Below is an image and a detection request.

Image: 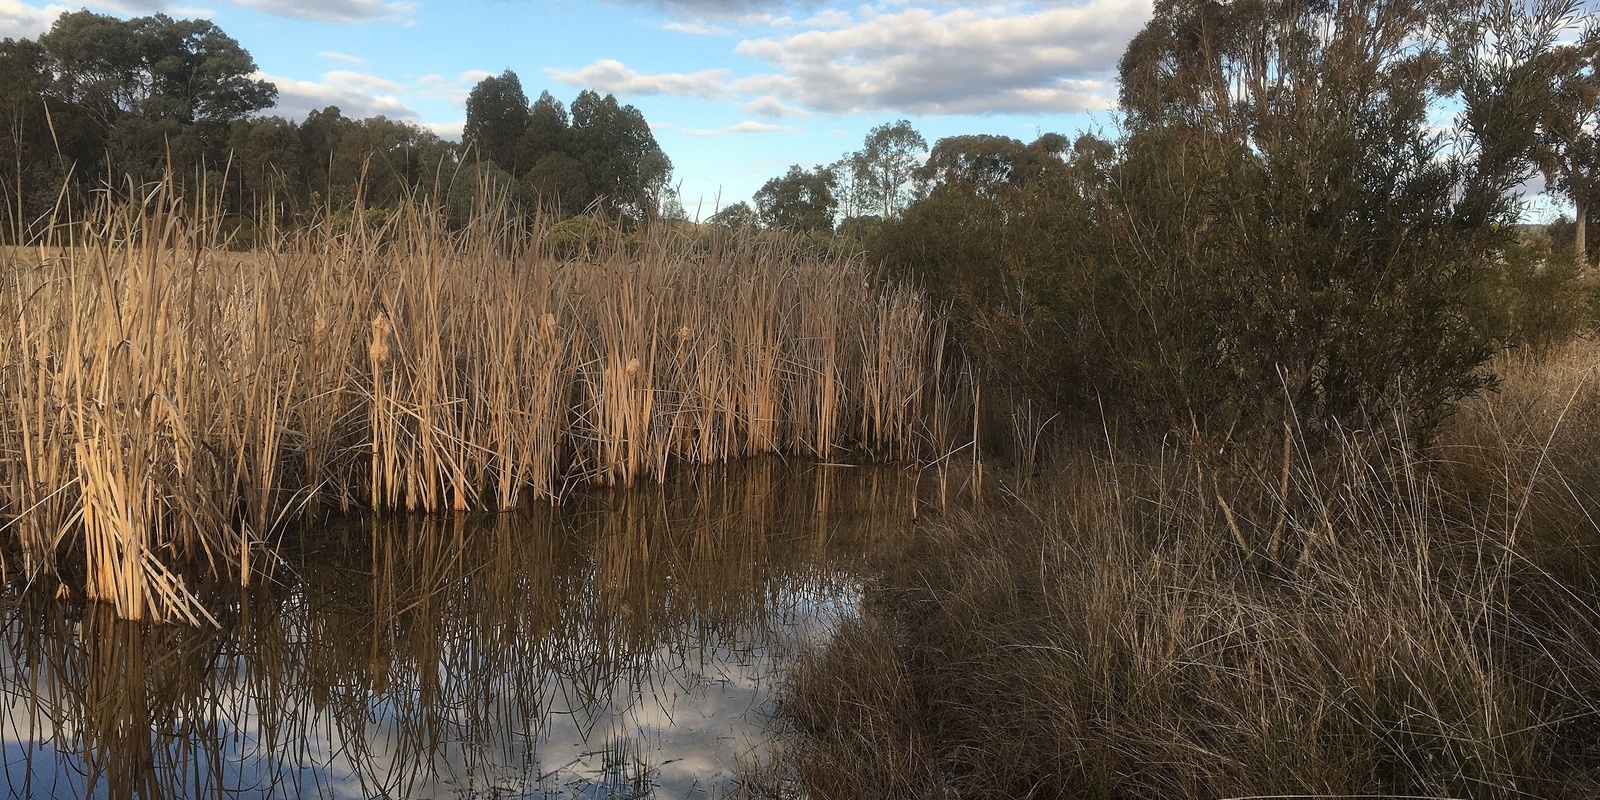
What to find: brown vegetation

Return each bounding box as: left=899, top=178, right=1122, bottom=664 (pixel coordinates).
left=0, top=187, right=947, bottom=623
left=754, top=339, right=1600, bottom=799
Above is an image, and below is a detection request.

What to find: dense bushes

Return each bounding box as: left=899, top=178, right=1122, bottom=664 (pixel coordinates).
left=873, top=0, right=1593, bottom=445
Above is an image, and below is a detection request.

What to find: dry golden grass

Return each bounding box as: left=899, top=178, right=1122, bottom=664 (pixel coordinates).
left=0, top=187, right=948, bottom=623
left=755, top=339, right=1600, bottom=799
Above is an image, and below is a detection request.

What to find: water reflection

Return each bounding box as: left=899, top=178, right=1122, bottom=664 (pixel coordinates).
left=0, top=461, right=918, bottom=799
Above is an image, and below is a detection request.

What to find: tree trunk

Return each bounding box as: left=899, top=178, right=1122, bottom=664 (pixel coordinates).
left=1576, top=197, right=1588, bottom=270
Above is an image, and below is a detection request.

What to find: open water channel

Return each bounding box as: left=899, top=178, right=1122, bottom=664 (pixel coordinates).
left=0, top=461, right=920, bottom=799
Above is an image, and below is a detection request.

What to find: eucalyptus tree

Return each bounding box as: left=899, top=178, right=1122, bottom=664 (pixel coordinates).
left=754, top=165, right=837, bottom=233
left=1530, top=27, right=1600, bottom=265
left=463, top=70, right=532, bottom=172
left=858, top=119, right=925, bottom=218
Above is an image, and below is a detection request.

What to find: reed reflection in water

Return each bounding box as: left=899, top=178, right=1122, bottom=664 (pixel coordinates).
left=0, top=460, right=919, bottom=799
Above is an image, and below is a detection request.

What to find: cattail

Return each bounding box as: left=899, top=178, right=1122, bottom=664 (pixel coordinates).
left=369, top=312, right=392, bottom=369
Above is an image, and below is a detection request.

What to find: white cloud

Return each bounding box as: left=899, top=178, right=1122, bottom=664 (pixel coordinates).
left=662, top=20, right=730, bottom=35
left=546, top=59, right=730, bottom=99
left=745, top=95, right=809, bottom=119
left=423, top=120, right=465, bottom=141
left=230, top=0, right=414, bottom=22
left=735, top=0, right=1148, bottom=115
left=320, top=69, right=405, bottom=94
left=615, top=0, right=795, bottom=17
left=657, top=120, right=802, bottom=136
left=0, top=0, right=68, bottom=39
left=319, top=50, right=366, bottom=65
left=255, top=70, right=418, bottom=121
left=413, top=70, right=495, bottom=104
left=2, top=0, right=412, bottom=28
left=799, top=8, right=851, bottom=28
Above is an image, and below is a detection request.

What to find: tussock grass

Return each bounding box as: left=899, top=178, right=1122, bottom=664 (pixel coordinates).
left=757, top=340, right=1600, bottom=799
left=0, top=186, right=947, bottom=622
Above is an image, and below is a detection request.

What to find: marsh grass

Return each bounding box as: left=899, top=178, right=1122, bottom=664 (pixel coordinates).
left=0, top=184, right=947, bottom=622
left=755, top=340, right=1600, bottom=799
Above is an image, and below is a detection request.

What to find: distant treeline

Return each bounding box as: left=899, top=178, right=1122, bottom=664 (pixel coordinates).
left=0, top=11, right=674, bottom=239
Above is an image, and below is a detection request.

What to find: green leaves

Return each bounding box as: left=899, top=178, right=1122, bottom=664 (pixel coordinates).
left=462, top=74, right=673, bottom=223
left=754, top=165, right=837, bottom=233
left=39, top=11, right=275, bottom=131
left=463, top=70, right=532, bottom=172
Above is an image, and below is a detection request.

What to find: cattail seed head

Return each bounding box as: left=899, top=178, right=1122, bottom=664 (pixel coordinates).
left=369, top=312, right=392, bottom=369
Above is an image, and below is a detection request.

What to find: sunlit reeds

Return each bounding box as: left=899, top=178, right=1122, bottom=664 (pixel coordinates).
left=0, top=186, right=947, bottom=622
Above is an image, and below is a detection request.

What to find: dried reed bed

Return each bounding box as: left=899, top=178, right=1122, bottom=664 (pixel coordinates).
left=758, top=339, right=1600, bottom=799
left=0, top=188, right=946, bottom=623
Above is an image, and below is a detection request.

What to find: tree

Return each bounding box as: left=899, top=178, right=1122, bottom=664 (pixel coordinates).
left=855, top=120, right=926, bottom=218
left=463, top=70, right=532, bottom=172
left=828, top=150, right=874, bottom=222
left=1104, top=0, right=1576, bottom=437
left=708, top=201, right=755, bottom=228
left=753, top=165, right=836, bottom=232
left=916, top=134, right=1037, bottom=197
left=568, top=90, right=671, bottom=220
left=516, top=91, right=571, bottom=168
left=0, top=38, right=72, bottom=237
left=1532, top=28, right=1600, bottom=266
left=38, top=12, right=274, bottom=138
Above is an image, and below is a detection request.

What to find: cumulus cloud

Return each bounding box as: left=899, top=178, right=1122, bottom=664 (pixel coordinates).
left=745, top=95, right=809, bottom=119
left=230, top=0, right=415, bottom=22
left=546, top=59, right=730, bottom=99
left=656, top=120, right=802, bottom=136
left=735, top=0, right=1148, bottom=115
left=423, top=120, right=465, bottom=141
left=615, top=0, right=794, bottom=18
left=414, top=70, right=495, bottom=104
left=3, top=0, right=412, bottom=26
left=662, top=20, right=731, bottom=35
left=0, top=0, right=67, bottom=39
left=319, top=50, right=366, bottom=65
left=256, top=70, right=418, bottom=121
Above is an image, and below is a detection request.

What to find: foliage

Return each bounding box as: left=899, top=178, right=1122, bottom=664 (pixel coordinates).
left=754, top=119, right=930, bottom=233
left=876, top=0, right=1583, bottom=444
left=707, top=201, right=756, bottom=228
left=754, top=165, right=837, bottom=232
left=463, top=69, right=532, bottom=172
left=1531, top=26, right=1600, bottom=263
left=0, top=11, right=276, bottom=235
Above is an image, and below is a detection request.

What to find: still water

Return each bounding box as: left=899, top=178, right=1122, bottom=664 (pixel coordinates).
left=0, top=461, right=918, bottom=799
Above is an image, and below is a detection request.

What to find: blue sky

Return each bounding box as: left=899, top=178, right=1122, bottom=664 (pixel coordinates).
left=0, top=0, right=1143, bottom=215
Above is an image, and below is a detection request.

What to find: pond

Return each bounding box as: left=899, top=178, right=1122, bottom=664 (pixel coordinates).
left=0, top=461, right=920, bottom=799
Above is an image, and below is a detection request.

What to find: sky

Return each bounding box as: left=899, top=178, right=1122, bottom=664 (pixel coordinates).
left=0, top=0, right=1145, bottom=216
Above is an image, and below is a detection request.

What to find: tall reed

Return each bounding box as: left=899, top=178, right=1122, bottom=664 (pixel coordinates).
left=0, top=186, right=948, bottom=623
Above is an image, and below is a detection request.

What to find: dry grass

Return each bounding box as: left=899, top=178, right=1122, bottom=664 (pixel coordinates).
left=0, top=186, right=948, bottom=623
left=756, top=339, right=1600, bottom=799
